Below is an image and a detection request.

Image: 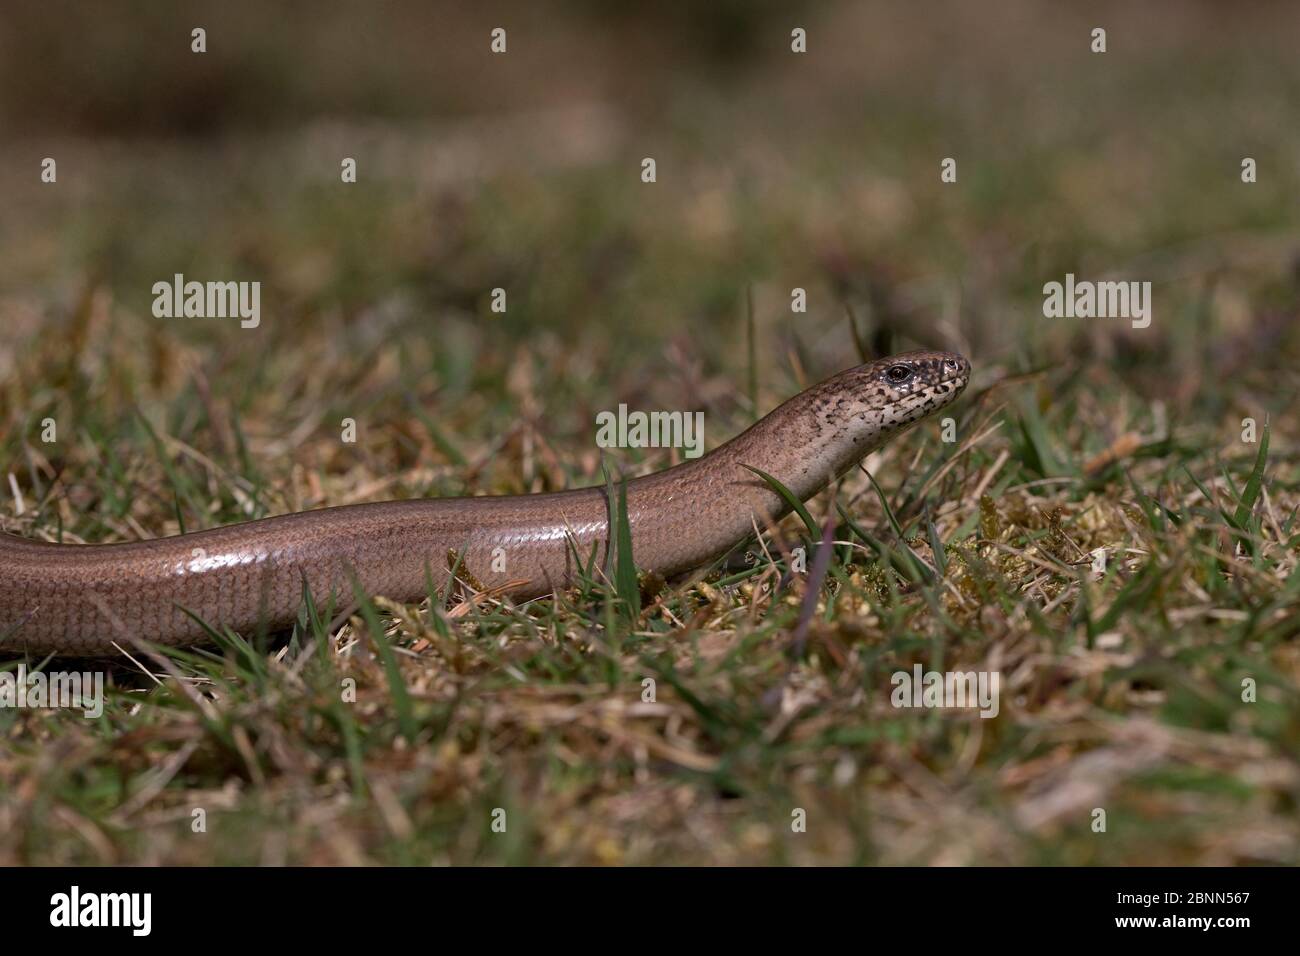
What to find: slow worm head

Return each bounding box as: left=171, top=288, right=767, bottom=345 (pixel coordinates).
left=1, top=349, right=969, bottom=654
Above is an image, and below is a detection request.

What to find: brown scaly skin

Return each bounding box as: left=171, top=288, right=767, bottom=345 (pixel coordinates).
left=0, top=350, right=969, bottom=655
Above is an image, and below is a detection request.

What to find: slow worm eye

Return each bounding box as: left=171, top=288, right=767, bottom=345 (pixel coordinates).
left=885, top=364, right=913, bottom=385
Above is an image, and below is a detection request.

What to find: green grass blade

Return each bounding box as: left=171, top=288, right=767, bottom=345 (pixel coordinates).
left=1232, top=419, right=1269, bottom=530
left=349, top=574, right=417, bottom=743
left=613, top=474, right=640, bottom=623
left=741, top=464, right=819, bottom=539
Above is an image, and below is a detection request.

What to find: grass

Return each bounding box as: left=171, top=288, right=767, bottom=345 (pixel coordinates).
left=1, top=2, right=1299, bottom=865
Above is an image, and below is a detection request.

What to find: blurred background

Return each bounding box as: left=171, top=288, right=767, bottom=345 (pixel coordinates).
left=3, top=0, right=1298, bottom=452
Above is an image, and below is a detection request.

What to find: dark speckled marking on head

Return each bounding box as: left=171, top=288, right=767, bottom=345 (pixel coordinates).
left=718, top=348, right=970, bottom=506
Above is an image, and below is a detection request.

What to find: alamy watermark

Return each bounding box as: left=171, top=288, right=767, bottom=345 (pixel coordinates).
left=50, top=886, right=150, bottom=936
left=891, top=664, right=1000, bottom=718
left=0, top=663, right=104, bottom=718
left=595, top=405, right=704, bottom=459
left=152, top=273, right=260, bottom=328
left=1042, top=273, right=1151, bottom=329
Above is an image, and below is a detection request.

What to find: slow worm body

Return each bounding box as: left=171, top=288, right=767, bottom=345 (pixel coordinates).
left=1, top=350, right=969, bottom=654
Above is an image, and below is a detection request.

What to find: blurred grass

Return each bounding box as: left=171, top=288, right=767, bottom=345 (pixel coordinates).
left=1, top=1, right=1299, bottom=865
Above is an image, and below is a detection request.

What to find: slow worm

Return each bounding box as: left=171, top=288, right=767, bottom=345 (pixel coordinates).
left=0, top=350, right=969, bottom=654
